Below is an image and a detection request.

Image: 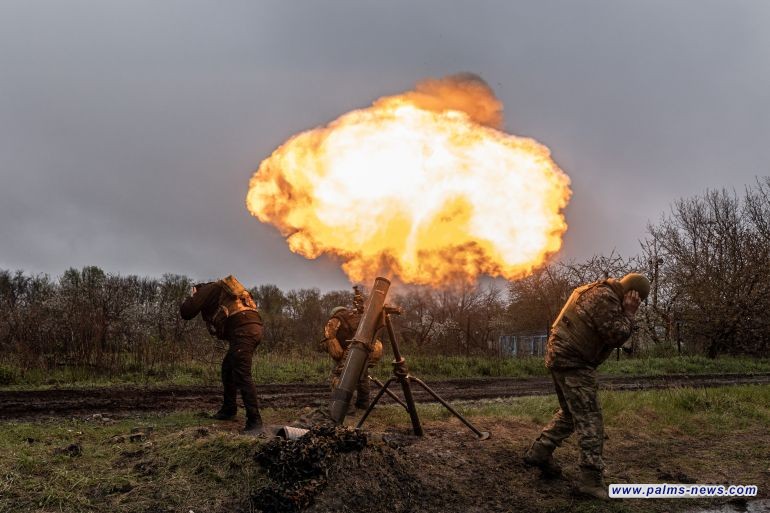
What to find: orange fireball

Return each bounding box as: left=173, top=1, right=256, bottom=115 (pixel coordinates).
left=246, top=74, right=571, bottom=286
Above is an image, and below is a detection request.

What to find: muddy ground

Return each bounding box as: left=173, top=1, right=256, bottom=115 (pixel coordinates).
left=249, top=419, right=770, bottom=513
left=2, top=373, right=769, bottom=420
left=3, top=384, right=769, bottom=513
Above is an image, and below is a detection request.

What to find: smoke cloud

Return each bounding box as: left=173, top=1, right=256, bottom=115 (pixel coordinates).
left=375, top=72, right=504, bottom=130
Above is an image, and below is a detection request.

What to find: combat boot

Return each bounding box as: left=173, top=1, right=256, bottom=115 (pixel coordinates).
left=354, top=399, right=370, bottom=410
left=211, top=408, right=236, bottom=421
left=523, top=439, right=562, bottom=477
left=242, top=414, right=264, bottom=436
left=575, top=467, right=609, bottom=500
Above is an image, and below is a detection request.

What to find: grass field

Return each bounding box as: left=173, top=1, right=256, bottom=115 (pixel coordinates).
left=1, top=384, right=768, bottom=512
left=1, top=354, right=769, bottom=390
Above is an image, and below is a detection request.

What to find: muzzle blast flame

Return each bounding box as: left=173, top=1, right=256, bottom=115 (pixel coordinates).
left=246, top=73, right=571, bottom=285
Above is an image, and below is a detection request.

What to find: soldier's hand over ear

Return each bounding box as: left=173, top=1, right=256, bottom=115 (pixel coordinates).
left=623, top=290, right=641, bottom=317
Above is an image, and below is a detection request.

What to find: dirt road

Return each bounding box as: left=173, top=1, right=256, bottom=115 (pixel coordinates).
left=2, top=373, right=769, bottom=420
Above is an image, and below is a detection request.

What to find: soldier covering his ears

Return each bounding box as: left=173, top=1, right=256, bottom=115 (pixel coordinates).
left=524, top=273, right=650, bottom=500
left=180, top=275, right=264, bottom=434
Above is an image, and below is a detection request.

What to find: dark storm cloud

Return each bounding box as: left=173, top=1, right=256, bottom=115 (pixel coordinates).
left=0, top=0, right=768, bottom=289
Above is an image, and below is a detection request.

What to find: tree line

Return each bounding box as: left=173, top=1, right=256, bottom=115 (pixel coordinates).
left=508, top=178, right=770, bottom=358
left=1, top=180, right=768, bottom=376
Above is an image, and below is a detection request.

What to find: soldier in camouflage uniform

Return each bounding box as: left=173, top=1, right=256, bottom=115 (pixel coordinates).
left=524, top=273, right=649, bottom=500
left=319, top=288, right=383, bottom=410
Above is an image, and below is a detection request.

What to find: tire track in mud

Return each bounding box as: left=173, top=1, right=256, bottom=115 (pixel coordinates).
left=2, top=373, right=769, bottom=420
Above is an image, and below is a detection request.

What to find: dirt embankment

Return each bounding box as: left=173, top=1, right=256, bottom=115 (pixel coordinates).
left=250, top=422, right=770, bottom=513
left=249, top=423, right=576, bottom=513
left=2, top=373, right=769, bottom=420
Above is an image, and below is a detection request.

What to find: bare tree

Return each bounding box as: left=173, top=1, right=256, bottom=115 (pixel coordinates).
left=646, top=186, right=770, bottom=356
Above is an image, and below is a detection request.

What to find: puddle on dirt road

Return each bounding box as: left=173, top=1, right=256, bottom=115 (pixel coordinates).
left=687, top=499, right=770, bottom=513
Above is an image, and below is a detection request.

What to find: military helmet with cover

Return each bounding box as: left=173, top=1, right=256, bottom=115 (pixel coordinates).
left=330, top=306, right=348, bottom=317
left=619, top=273, right=651, bottom=300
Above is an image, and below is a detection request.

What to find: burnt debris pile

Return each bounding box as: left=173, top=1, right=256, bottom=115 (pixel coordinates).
left=252, top=426, right=368, bottom=513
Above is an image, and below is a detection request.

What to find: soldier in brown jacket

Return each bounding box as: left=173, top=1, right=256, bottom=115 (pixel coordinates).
left=524, top=273, right=650, bottom=499
left=180, top=275, right=264, bottom=434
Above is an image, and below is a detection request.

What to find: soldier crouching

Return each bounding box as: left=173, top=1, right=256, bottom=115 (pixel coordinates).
left=180, top=275, right=265, bottom=434
left=524, top=273, right=649, bottom=500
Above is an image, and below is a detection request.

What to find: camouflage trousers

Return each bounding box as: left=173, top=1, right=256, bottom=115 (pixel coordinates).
left=537, top=366, right=605, bottom=471
left=330, top=350, right=371, bottom=409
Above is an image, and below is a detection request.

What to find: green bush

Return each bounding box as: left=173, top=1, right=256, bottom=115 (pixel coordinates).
left=0, top=364, right=18, bottom=386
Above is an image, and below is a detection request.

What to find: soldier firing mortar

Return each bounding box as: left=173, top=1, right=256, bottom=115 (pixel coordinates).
left=319, top=286, right=384, bottom=412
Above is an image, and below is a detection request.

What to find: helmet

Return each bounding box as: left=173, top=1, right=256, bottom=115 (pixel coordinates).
left=619, top=273, right=650, bottom=300
left=330, top=306, right=348, bottom=317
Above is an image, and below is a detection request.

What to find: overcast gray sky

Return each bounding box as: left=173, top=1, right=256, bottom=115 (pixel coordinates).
left=1, top=1, right=768, bottom=290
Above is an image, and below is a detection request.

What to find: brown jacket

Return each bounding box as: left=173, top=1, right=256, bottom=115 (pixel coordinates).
left=180, top=282, right=262, bottom=341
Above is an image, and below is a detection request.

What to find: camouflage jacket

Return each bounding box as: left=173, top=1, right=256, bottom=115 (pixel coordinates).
left=319, top=314, right=384, bottom=365
left=545, top=279, right=633, bottom=369
left=320, top=317, right=346, bottom=361
left=319, top=307, right=362, bottom=360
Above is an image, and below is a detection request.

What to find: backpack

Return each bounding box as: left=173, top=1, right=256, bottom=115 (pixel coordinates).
left=205, top=275, right=258, bottom=339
